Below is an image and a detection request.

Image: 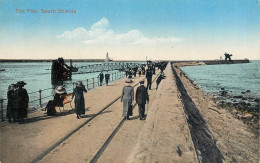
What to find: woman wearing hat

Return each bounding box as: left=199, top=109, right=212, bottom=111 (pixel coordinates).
left=121, top=79, right=134, bottom=120
left=54, top=85, right=67, bottom=109
left=16, top=81, right=29, bottom=124
left=72, top=81, right=87, bottom=119
left=6, top=84, right=18, bottom=123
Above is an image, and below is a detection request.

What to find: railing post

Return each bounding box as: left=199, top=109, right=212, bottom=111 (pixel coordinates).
left=87, top=79, right=89, bottom=90
left=73, top=82, right=75, bottom=90
left=1, top=99, right=4, bottom=122
left=39, top=89, right=42, bottom=107
left=92, top=78, right=95, bottom=88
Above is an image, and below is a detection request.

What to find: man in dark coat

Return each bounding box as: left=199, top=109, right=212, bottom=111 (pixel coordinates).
left=99, top=71, right=104, bottom=86
left=16, top=81, right=29, bottom=124
left=146, top=69, right=153, bottom=90
left=136, top=80, right=149, bottom=120
left=105, top=71, right=110, bottom=86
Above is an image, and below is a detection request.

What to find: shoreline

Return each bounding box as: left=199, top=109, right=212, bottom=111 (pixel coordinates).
left=174, top=62, right=259, bottom=130
left=172, top=62, right=259, bottom=162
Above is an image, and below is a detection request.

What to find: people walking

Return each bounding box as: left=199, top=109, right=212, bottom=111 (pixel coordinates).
left=138, top=67, right=142, bottom=77
left=121, top=79, right=134, bottom=120
left=146, top=69, right=153, bottom=90
left=16, top=81, right=29, bottom=124
left=105, top=71, right=110, bottom=86
left=99, top=71, right=104, bottom=86
left=6, top=84, right=18, bottom=123
left=136, top=80, right=149, bottom=120
left=72, top=81, right=87, bottom=119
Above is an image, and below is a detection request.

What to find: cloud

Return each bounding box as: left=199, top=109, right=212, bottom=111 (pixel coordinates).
left=57, top=17, right=184, bottom=46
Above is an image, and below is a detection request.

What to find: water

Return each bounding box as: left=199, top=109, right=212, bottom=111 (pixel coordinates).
left=180, top=60, right=260, bottom=99
left=0, top=62, right=128, bottom=110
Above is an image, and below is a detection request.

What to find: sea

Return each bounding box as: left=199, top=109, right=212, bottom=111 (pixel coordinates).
left=180, top=60, right=260, bottom=99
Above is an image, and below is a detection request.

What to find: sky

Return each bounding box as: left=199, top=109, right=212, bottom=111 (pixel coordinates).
left=0, top=0, right=259, bottom=60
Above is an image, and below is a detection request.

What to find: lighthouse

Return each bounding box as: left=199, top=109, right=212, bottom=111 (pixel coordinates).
left=105, top=52, right=113, bottom=62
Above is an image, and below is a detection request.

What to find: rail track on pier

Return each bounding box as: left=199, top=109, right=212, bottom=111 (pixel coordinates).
left=31, top=74, right=160, bottom=163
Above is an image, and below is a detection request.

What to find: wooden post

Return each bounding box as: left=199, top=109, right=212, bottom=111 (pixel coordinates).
left=92, top=78, right=95, bottom=88
left=87, top=79, right=89, bottom=89
left=39, top=90, right=42, bottom=107
left=0, top=99, right=4, bottom=122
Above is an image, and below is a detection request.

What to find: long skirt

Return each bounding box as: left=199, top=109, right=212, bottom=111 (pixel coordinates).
left=123, top=99, right=132, bottom=117
left=75, top=97, right=85, bottom=115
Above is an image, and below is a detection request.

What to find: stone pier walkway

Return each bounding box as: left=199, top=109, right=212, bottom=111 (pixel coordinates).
left=0, top=64, right=199, bottom=163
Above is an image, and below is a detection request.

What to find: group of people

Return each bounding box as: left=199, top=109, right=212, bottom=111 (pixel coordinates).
left=6, top=61, right=167, bottom=122
left=98, top=71, right=110, bottom=86
left=6, top=81, right=29, bottom=124
left=121, top=79, right=149, bottom=120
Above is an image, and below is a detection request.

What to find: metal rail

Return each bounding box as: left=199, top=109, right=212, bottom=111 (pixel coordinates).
left=0, top=71, right=125, bottom=122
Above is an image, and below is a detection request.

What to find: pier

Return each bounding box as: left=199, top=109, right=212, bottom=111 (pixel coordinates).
left=0, top=60, right=258, bottom=163
left=77, top=62, right=145, bottom=74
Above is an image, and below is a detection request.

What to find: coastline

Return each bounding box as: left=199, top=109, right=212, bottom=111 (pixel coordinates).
left=173, top=62, right=259, bottom=162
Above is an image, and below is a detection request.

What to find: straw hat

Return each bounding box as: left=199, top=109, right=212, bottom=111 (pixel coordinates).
left=16, top=81, right=27, bottom=86
left=76, top=81, right=84, bottom=87
left=125, top=79, right=133, bottom=83
left=139, top=80, right=145, bottom=84
left=55, top=85, right=66, bottom=94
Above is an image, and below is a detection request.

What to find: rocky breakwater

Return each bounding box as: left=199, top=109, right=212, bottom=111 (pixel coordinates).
left=211, top=88, right=259, bottom=129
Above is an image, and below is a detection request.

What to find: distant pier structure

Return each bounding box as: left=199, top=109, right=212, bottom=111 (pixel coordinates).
left=77, top=62, right=145, bottom=74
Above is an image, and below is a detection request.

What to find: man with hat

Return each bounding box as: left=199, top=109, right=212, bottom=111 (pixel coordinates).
left=72, top=81, right=87, bottom=119
left=146, top=68, right=153, bottom=90
left=98, top=71, right=104, bottom=86
left=121, top=79, right=134, bottom=120
left=135, top=80, right=149, bottom=120
left=16, top=81, right=29, bottom=124
left=105, top=71, right=110, bottom=86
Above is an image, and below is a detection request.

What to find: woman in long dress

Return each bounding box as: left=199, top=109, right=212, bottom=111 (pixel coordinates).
left=16, top=81, right=29, bottom=124
left=72, top=81, right=87, bottom=119
left=6, top=84, right=17, bottom=123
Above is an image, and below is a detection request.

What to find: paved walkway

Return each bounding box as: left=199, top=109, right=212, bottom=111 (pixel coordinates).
left=0, top=74, right=148, bottom=163
left=1, top=64, right=199, bottom=163
left=128, top=63, right=198, bottom=163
